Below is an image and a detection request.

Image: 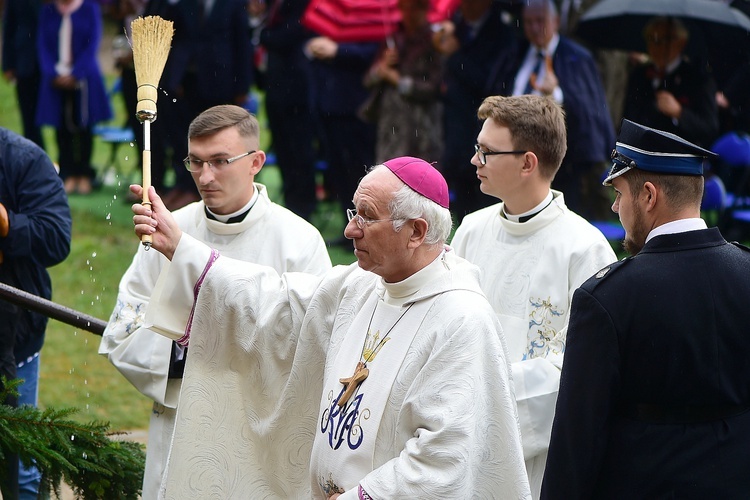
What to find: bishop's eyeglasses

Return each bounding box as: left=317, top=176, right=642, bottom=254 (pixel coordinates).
left=474, top=144, right=527, bottom=166
left=346, top=209, right=402, bottom=229
left=183, top=151, right=256, bottom=173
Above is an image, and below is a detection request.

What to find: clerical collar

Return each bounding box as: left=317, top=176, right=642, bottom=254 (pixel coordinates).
left=645, top=218, right=707, bottom=243
left=204, top=187, right=258, bottom=224
left=503, top=191, right=553, bottom=223
left=380, top=251, right=447, bottom=307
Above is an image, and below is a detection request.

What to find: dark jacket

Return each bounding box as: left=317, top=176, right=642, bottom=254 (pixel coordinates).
left=624, top=58, right=720, bottom=148
left=1, top=0, right=42, bottom=79
left=542, top=228, right=750, bottom=499
left=260, top=0, right=315, bottom=108
left=442, top=3, right=515, bottom=166
left=159, top=0, right=253, bottom=103
left=36, top=0, right=112, bottom=127
left=309, top=41, right=378, bottom=116
left=0, top=128, right=71, bottom=362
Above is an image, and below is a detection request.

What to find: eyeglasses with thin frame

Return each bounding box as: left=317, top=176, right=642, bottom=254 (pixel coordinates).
left=346, top=209, right=402, bottom=229
left=474, top=144, right=527, bottom=166
left=183, top=150, right=256, bottom=173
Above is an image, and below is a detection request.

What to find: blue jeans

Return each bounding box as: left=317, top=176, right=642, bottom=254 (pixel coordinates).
left=17, top=354, right=42, bottom=500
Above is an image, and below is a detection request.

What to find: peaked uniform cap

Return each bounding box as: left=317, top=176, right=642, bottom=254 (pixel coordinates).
left=603, top=119, right=718, bottom=186
left=383, top=156, right=450, bottom=208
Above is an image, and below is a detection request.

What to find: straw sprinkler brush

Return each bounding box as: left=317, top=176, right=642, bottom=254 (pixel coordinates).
left=130, top=15, right=174, bottom=249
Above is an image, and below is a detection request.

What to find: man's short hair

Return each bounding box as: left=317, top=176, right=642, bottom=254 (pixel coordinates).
left=188, top=105, right=260, bottom=142
left=477, top=95, right=567, bottom=180
left=623, top=170, right=704, bottom=211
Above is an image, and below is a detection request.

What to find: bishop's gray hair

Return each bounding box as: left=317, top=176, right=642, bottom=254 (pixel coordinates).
left=369, top=165, right=452, bottom=247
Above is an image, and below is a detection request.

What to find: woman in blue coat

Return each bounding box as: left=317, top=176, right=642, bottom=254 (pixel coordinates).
left=37, top=0, right=111, bottom=194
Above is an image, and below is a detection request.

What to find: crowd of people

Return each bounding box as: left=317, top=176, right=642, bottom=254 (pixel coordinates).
left=3, top=0, right=747, bottom=222
left=3, top=0, right=750, bottom=499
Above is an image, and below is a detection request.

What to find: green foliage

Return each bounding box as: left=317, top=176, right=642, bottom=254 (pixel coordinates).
left=0, top=379, right=145, bottom=499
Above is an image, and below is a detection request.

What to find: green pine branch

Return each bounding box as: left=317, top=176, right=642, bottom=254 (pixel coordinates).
left=0, top=378, right=145, bottom=499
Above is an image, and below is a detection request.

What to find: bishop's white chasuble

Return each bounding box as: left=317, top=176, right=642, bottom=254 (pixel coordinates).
left=313, top=292, right=434, bottom=494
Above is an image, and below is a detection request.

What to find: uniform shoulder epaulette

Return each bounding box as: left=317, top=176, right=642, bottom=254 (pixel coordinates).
left=730, top=240, right=750, bottom=252
left=583, top=256, right=632, bottom=291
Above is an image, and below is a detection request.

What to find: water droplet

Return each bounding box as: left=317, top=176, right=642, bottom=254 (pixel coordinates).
left=106, top=213, right=111, bottom=220
left=172, top=98, right=177, bottom=102
left=71, top=435, right=75, bottom=441
left=82, top=452, right=87, bottom=459
left=91, top=252, right=97, bottom=258
left=125, top=156, right=129, bottom=161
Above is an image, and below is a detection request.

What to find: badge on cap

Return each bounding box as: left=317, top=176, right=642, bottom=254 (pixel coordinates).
left=603, top=120, right=718, bottom=186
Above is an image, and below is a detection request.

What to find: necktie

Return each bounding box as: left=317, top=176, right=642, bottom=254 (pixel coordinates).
left=524, top=51, right=545, bottom=95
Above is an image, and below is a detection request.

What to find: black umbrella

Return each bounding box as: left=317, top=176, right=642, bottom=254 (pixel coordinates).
left=575, top=0, right=750, bottom=85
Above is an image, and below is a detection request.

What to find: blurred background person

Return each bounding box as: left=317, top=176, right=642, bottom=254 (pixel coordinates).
left=2, top=0, right=45, bottom=149
left=305, top=35, right=377, bottom=218
left=362, top=0, right=444, bottom=164
left=554, top=0, right=630, bottom=128
left=259, top=0, right=320, bottom=222
left=433, top=0, right=516, bottom=223
left=622, top=17, right=719, bottom=148
left=109, top=0, right=147, bottom=197
left=37, top=0, right=112, bottom=195
left=716, top=64, right=750, bottom=137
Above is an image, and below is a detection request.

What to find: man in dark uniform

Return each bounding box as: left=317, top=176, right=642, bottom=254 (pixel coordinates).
left=541, top=119, right=750, bottom=499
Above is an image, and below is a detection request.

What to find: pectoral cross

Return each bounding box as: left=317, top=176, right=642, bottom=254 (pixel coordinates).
left=337, top=361, right=369, bottom=408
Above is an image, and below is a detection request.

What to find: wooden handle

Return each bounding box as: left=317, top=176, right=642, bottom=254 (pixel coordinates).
left=141, top=149, right=152, bottom=247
